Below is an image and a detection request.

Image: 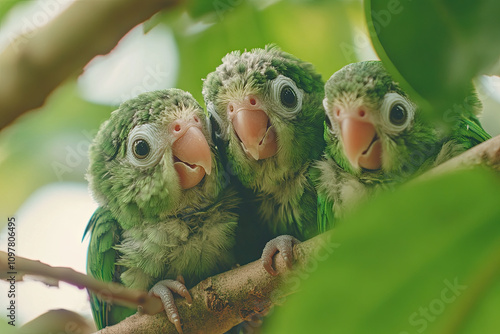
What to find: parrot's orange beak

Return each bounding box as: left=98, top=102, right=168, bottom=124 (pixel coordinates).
left=172, top=126, right=212, bottom=189
left=232, top=109, right=277, bottom=160
left=334, top=106, right=382, bottom=170
left=228, top=96, right=278, bottom=161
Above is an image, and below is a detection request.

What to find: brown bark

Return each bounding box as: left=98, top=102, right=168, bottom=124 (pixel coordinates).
left=0, top=0, right=180, bottom=130
left=0, top=251, right=160, bottom=313
left=95, top=232, right=339, bottom=334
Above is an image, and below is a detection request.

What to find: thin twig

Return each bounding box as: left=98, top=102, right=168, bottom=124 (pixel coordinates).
left=0, top=251, right=162, bottom=314
left=417, top=134, right=500, bottom=180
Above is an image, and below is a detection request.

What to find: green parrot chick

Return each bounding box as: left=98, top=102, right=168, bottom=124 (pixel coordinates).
left=203, top=45, right=325, bottom=193
left=85, top=89, right=238, bottom=331
left=316, top=61, right=489, bottom=229
left=202, top=45, right=325, bottom=274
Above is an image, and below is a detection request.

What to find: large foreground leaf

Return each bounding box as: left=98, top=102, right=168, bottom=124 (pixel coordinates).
left=266, top=168, right=500, bottom=333
left=365, top=0, right=500, bottom=118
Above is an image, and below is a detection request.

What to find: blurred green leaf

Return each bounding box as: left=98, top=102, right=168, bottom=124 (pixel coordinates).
left=0, top=320, right=17, bottom=334
left=143, top=0, right=246, bottom=34
left=266, top=168, right=500, bottom=333
left=365, top=0, right=500, bottom=116
left=0, top=81, right=113, bottom=218
left=185, top=0, right=245, bottom=20
left=169, top=0, right=355, bottom=103
left=0, top=0, right=20, bottom=22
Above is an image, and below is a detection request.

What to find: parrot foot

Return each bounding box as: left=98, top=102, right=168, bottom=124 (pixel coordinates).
left=261, top=235, right=300, bottom=276
left=150, top=278, right=193, bottom=334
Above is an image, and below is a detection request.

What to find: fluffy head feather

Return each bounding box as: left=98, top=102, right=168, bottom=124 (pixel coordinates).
left=323, top=61, right=485, bottom=182
left=202, top=44, right=325, bottom=190
left=87, top=89, right=221, bottom=229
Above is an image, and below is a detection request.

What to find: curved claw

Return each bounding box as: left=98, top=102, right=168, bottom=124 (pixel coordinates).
left=261, top=235, right=301, bottom=276
left=176, top=275, right=186, bottom=286
left=150, top=279, right=193, bottom=334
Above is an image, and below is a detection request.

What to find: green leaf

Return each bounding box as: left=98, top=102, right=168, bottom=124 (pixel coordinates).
left=365, top=0, right=500, bottom=117
left=266, top=168, right=500, bottom=334
left=0, top=320, right=17, bottom=334
left=185, top=0, right=246, bottom=20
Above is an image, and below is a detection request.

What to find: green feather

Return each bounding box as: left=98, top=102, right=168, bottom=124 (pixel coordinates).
left=315, top=60, right=491, bottom=232
left=84, top=207, right=134, bottom=329
left=202, top=45, right=325, bottom=256
left=84, top=89, right=239, bottom=329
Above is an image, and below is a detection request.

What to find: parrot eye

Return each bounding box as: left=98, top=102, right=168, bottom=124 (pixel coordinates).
left=389, top=103, right=407, bottom=126
left=381, top=92, right=415, bottom=133
left=271, top=75, right=303, bottom=118
left=127, top=124, right=164, bottom=168
left=133, top=139, right=150, bottom=159
left=280, top=85, right=297, bottom=108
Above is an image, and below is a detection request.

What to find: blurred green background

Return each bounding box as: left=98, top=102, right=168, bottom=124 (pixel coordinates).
left=1, top=0, right=500, bottom=332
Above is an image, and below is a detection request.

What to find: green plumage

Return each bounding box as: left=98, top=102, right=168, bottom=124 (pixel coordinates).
left=315, top=61, right=490, bottom=232
left=202, top=45, right=325, bottom=262
left=84, top=89, right=239, bottom=329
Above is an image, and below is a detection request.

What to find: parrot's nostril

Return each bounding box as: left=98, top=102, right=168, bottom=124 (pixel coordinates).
left=359, top=110, right=366, bottom=117
left=250, top=98, right=256, bottom=105
left=335, top=108, right=341, bottom=117
left=194, top=116, right=199, bottom=123
left=229, top=104, right=234, bottom=113
left=174, top=124, right=181, bottom=132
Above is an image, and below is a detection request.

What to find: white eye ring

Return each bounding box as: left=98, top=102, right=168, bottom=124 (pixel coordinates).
left=270, top=75, right=303, bottom=118
left=380, top=92, right=415, bottom=133
left=126, top=124, right=164, bottom=168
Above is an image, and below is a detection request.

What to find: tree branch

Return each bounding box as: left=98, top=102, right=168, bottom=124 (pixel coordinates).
left=95, top=232, right=339, bottom=334
left=0, top=251, right=162, bottom=314
left=0, top=0, right=180, bottom=130
left=417, top=134, right=500, bottom=180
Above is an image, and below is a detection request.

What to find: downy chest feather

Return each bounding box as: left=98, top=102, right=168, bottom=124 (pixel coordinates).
left=118, top=200, right=238, bottom=289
